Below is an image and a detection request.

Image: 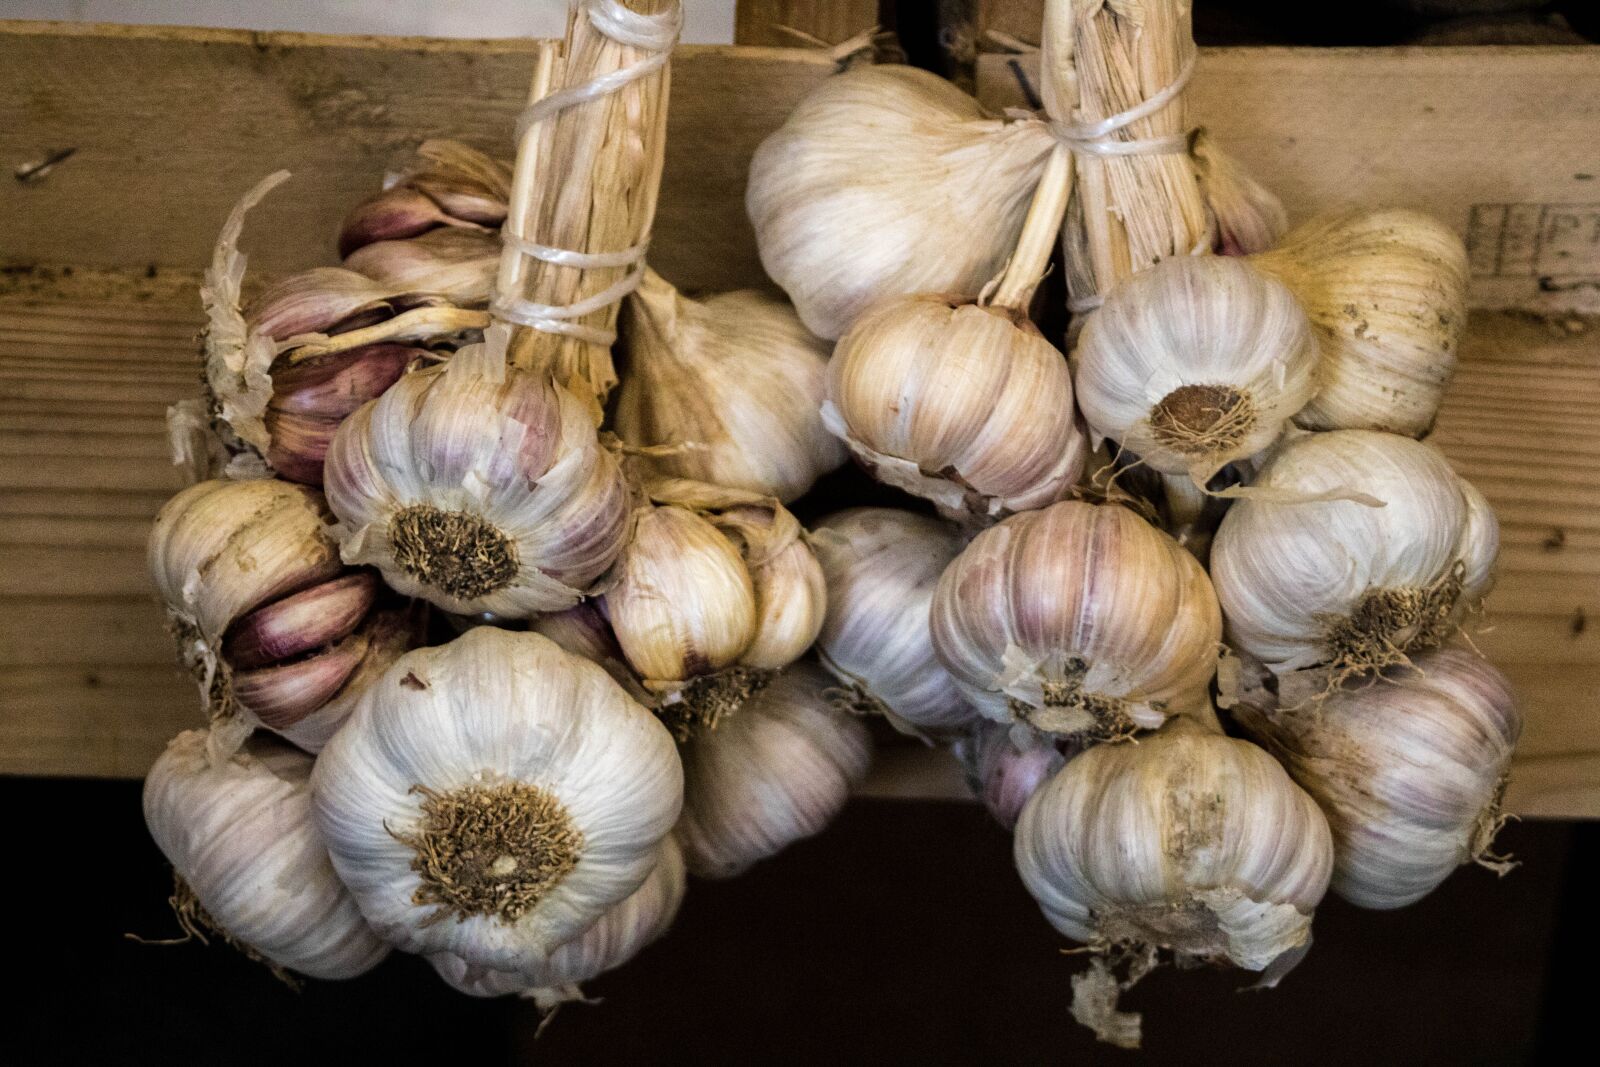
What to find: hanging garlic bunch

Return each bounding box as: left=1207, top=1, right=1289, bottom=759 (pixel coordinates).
left=1015, top=716, right=1334, bottom=1048
left=1233, top=646, right=1522, bottom=909
left=613, top=268, right=846, bottom=503
left=312, top=626, right=682, bottom=972
left=931, top=500, right=1221, bottom=740
left=601, top=480, right=824, bottom=725
left=322, top=334, right=631, bottom=618
left=674, top=661, right=872, bottom=878
left=1251, top=209, right=1469, bottom=437
left=143, top=729, right=391, bottom=980
left=147, top=478, right=416, bottom=752
left=810, top=508, right=977, bottom=736
left=429, top=835, right=686, bottom=1006
left=339, top=140, right=511, bottom=257
left=1211, top=430, right=1498, bottom=680
left=954, top=721, right=1069, bottom=829
left=747, top=63, right=1055, bottom=339
left=1071, top=255, right=1319, bottom=484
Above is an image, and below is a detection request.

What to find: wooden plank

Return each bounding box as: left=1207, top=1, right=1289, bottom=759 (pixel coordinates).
left=977, top=47, right=1600, bottom=315
left=0, top=22, right=833, bottom=294
left=734, top=1, right=880, bottom=47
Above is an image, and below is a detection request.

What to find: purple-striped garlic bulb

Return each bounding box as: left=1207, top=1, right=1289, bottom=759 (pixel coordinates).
left=147, top=478, right=417, bottom=753
left=1233, top=646, right=1522, bottom=910
left=954, top=721, right=1070, bottom=830
left=323, top=339, right=631, bottom=618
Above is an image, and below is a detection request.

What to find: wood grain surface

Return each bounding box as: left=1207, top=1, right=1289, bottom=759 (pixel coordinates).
left=733, top=0, right=881, bottom=46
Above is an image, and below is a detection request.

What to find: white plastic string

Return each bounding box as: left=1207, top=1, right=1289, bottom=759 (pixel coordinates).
left=491, top=0, right=681, bottom=346
left=1048, top=54, right=1196, bottom=159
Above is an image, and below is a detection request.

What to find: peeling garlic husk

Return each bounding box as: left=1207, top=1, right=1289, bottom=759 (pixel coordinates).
left=324, top=338, right=631, bottom=618
left=1072, top=255, right=1320, bottom=483
left=147, top=478, right=413, bottom=752
left=339, top=139, right=511, bottom=257
left=1251, top=209, right=1469, bottom=437
left=811, top=507, right=978, bottom=736
left=1211, top=429, right=1497, bottom=679
left=824, top=294, right=1090, bottom=521
left=747, top=64, right=1054, bottom=339
left=311, top=627, right=683, bottom=975
left=931, top=501, right=1222, bottom=740
left=428, top=835, right=686, bottom=1005
left=613, top=268, right=846, bottom=503
left=1015, top=716, right=1334, bottom=1047
left=1233, top=646, right=1522, bottom=910
left=953, top=721, right=1069, bottom=830
left=344, top=228, right=500, bottom=308
left=675, top=660, right=873, bottom=878
left=143, top=729, right=391, bottom=980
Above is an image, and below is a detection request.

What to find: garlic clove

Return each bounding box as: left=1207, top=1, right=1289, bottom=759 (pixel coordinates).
left=223, top=572, right=381, bottom=669
left=262, top=410, right=341, bottom=487
left=748, top=64, right=1055, bottom=339
left=231, top=629, right=370, bottom=731
left=675, top=661, right=872, bottom=878
left=344, top=227, right=499, bottom=308
left=143, top=729, right=391, bottom=980
left=274, top=606, right=418, bottom=753
left=338, top=139, right=512, bottom=256
left=269, top=344, right=417, bottom=420
left=338, top=186, right=462, bottom=257
left=245, top=267, right=406, bottom=340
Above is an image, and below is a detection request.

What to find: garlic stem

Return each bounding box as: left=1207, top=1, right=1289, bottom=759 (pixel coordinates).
left=284, top=306, right=490, bottom=362
left=989, top=146, right=1074, bottom=312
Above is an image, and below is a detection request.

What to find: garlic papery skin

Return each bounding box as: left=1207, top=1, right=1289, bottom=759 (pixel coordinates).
left=1233, top=647, right=1522, bottom=910
left=954, top=722, right=1068, bottom=830
left=931, top=501, right=1222, bottom=740
left=1014, top=718, right=1333, bottom=1043
left=1211, top=429, right=1497, bottom=678
left=1192, top=131, right=1289, bottom=257
left=427, top=835, right=686, bottom=1003
left=1251, top=209, right=1469, bottom=437
left=323, top=341, right=631, bottom=618
left=613, top=269, right=846, bottom=503
left=311, top=627, right=683, bottom=975
left=675, top=661, right=872, bottom=878
left=344, top=228, right=500, bottom=308
left=824, top=294, right=1089, bottom=521
left=811, top=507, right=976, bottom=736
left=339, top=140, right=511, bottom=257
left=143, top=729, right=390, bottom=980
left=1072, top=255, right=1319, bottom=481
left=747, top=64, right=1054, bottom=340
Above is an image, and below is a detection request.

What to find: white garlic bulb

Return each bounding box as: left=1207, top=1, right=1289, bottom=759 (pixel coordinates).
left=324, top=341, right=631, bottom=618
left=675, top=660, right=872, bottom=878
left=1233, top=647, right=1522, bottom=910
left=311, top=627, right=683, bottom=975
left=1015, top=717, right=1333, bottom=1047
left=614, top=269, right=846, bottom=503
left=931, top=501, right=1221, bottom=739
left=1211, top=430, right=1497, bottom=677
left=748, top=64, right=1054, bottom=339
left=147, top=478, right=413, bottom=751
left=811, top=507, right=977, bottom=736
left=1072, top=255, right=1319, bottom=481
left=824, top=294, right=1089, bottom=521
left=1252, top=209, right=1468, bottom=437
left=143, top=729, right=390, bottom=980
left=428, top=835, right=686, bottom=1004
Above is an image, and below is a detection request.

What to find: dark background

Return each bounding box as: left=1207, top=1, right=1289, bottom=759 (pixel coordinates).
left=7, top=775, right=1592, bottom=1066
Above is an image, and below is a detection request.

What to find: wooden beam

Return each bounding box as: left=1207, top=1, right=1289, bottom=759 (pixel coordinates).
left=734, top=1, right=880, bottom=47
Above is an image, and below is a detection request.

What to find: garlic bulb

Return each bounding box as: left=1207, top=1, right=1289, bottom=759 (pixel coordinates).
left=613, top=268, right=846, bottom=503
left=1233, top=647, right=1521, bottom=910
left=324, top=339, right=631, bottom=618
left=824, top=294, right=1089, bottom=521
left=345, top=228, right=500, bottom=308
left=1191, top=131, right=1288, bottom=257
left=1252, top=209, right=1468, bottom=437
left=1211, top=430, right=1497, bottom=678
left=811, top=507, right=976, bottom=736
left=1072, top=255, right=1319, bottom=481
left=147, top=478, right=413, bottom=751
left=954, top=721, right=1068, bottom=829
left=339, top=140, right=511, bottom=257
left=602, top=481, right=823, bottom=724
left=748, top=64, right=1054, bottom=339
left=931, top=501, right=1221, bottom=739
left=312, top=627, right=683, bottom=974
left=429, top=835, right=686, bottom=1005
left=143, top=729, right=390, bottom=980
left=676, top=660, right=872, bottom=878
left=1015, top=717, right=1333, bottom=1047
